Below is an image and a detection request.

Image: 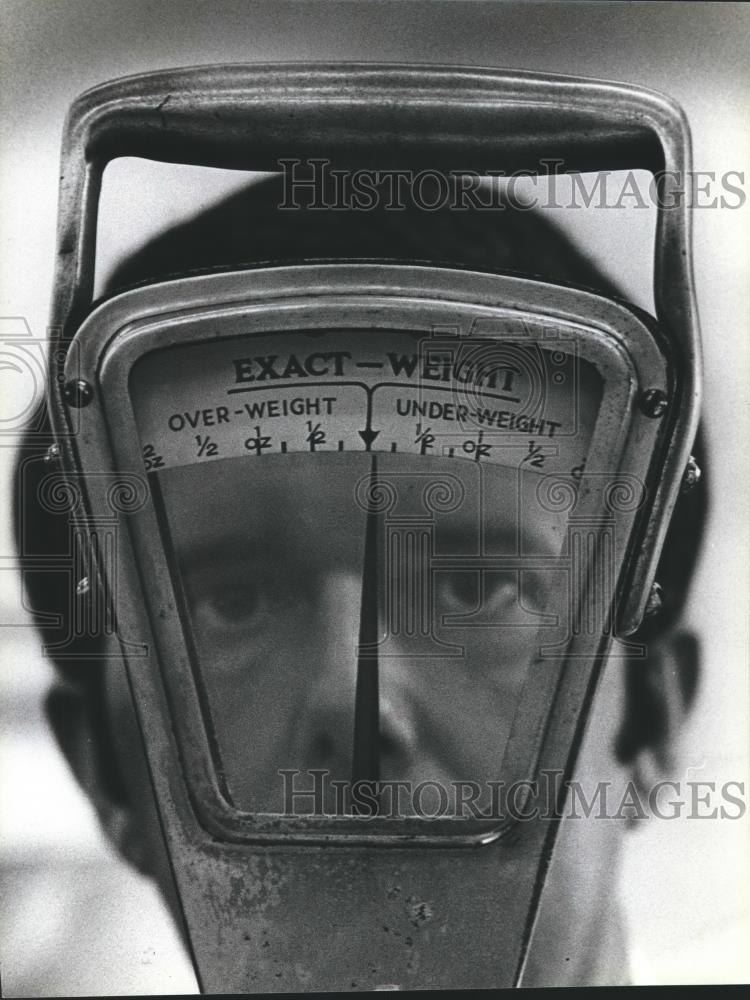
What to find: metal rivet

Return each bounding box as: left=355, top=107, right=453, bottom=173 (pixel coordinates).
left=75, top=576, right=90, bottom=597
left=44, top=443, right=61, bottom=464
left=645, top=581, right=663, bottom=618
left=680, top=454, right=702, bottom=494
left=63, top=379, right=94, bottom=408
left=639, top=388, right=668, bottom=418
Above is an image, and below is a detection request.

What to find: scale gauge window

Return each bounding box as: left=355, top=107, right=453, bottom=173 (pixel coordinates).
left=130, top=327, right=603, bottom=816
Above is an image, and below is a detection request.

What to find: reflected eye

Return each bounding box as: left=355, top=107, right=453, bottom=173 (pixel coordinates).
left=435, top=570, right=517, bottom=614
left=202, top=581, right=266, bottom=626
left=436, top=571, right=481, bottom=612
left=187, top=565, right=294, bottom=637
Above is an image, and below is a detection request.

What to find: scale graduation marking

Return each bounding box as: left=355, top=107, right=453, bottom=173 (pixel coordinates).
left=131, top=328, right=600, bottom=477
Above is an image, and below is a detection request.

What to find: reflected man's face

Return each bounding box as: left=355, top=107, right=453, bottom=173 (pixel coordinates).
left=163, top=452, right=566, bottom=813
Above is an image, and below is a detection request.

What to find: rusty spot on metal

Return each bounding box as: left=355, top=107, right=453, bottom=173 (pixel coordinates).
left=407, top=900, right=433, bottom=927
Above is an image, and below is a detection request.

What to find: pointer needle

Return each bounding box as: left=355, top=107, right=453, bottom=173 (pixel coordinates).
left=351, top=453, right=381, bottom=814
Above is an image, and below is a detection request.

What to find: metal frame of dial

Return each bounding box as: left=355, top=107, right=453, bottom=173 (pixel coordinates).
left=60, top=261, right=671, bottom=845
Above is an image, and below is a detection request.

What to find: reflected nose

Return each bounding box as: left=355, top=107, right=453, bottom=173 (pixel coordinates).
left=295, top=571, right=419, bottom=782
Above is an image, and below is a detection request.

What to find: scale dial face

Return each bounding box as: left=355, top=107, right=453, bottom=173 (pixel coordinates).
left=132, top=328, right=599, bottom=477
left=128, top=327, right=603, bottom=815
left=63, top=264, right=668, bottom=834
